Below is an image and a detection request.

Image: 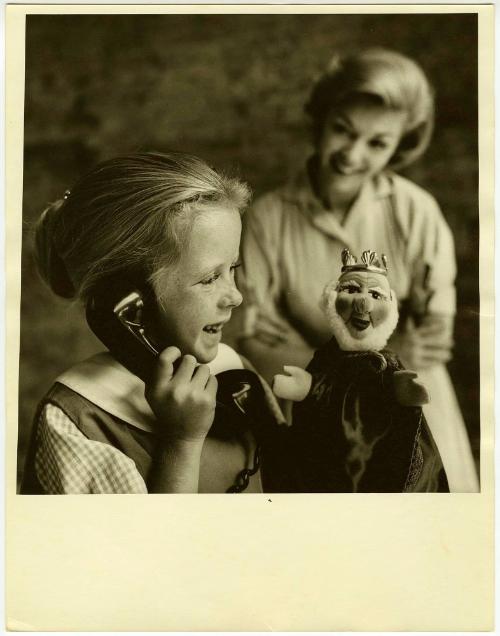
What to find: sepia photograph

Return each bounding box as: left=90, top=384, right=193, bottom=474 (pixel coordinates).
left=5, top=4, right=494, bottom=631
left=17, top=10, right=480, bottom=494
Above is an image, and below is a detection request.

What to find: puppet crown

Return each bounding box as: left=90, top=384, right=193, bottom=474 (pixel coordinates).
left=340, top=248, right=388, bottom=276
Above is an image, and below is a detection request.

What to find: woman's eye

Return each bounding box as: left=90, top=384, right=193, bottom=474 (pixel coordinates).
left=370, top=139, right=388, bottom=150
left=332, top=121, right=348, bottom=134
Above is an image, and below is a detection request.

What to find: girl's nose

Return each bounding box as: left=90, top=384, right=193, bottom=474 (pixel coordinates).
left=221, top=281, right=243, bottom=309
left=353, top=294, right=373, bottom=314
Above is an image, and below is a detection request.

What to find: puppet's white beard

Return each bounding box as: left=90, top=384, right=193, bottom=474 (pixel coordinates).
left=320, top=285, right=399, bottom=352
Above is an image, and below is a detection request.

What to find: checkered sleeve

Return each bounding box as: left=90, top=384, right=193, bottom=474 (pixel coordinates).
left=35, top=403, right=148, bottom=494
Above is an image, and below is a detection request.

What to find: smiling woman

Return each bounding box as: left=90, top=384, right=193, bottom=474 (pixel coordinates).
left=21, top=151, right=286, bottom=495
left=237, top=48, right=479, bottom=492
left=317, top=99, right=407, bottom=215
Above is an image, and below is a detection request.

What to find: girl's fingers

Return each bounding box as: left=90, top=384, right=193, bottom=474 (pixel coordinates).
left=206, top=374, right=218, bottom=397
left=172, top=354, right=198, bottom=383
left=155, top=346, right=182, bottom=382
left=191, top=363, right=211, bottom=388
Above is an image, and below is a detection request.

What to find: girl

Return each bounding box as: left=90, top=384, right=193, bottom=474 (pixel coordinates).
left=236, top=48, right=479, bottom=492
left=21, top=151, right=284, bottom=494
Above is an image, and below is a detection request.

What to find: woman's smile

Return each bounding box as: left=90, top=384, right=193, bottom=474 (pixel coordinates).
left=317, top=100, right=406, bottom=208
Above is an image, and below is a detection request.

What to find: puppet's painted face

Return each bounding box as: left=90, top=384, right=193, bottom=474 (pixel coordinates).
left=335, top=271, right=393, bottom=341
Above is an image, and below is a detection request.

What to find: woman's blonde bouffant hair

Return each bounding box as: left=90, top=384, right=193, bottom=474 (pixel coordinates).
left=34, top=152, right=251, bottom=302
left=305, top=48, right=435, bottom=170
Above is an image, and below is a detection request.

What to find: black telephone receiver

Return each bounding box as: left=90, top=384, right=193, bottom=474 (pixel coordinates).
left=86, top=282, right=281, bottom=491
left=86, top=284, right=161, bottom=383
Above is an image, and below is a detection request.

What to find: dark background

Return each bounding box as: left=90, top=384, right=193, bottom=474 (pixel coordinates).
left=18, top=13, right=479, bottom=487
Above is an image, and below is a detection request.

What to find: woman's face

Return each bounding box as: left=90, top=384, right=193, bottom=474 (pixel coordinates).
left=317, top=100, right=406, bottom=206
left=153, top=205, right=243, bottom=363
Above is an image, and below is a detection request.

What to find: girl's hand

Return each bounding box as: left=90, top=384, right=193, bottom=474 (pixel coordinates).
left=145, top=347, right=218, bottom=443
left=391, top=315, right=454, bottom=370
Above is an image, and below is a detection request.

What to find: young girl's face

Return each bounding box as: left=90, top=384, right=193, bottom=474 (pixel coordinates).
left=317, top=100, right=407, bottom=206
left=154, top=205, right=243, bottom=363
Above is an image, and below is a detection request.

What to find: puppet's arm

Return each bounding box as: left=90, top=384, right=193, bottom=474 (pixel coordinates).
left=273, top=365, right=312, bottom=402
left=392, top=370, right=430, bottom=406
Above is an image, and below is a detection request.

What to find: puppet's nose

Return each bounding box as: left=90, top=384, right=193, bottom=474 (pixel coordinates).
left=353, top=295, right=373, bottom=314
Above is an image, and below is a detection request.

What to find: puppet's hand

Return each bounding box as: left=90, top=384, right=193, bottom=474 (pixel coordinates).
left=393, top=370, right=430, bottom=406
left=273, top=366, right=312, bottom=402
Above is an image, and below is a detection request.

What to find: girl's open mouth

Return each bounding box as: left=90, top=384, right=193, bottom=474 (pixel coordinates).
left=203, top=322, right=225, bottom=334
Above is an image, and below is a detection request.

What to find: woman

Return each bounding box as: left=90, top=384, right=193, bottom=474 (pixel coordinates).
left=236, top=48, right=479, bottom=492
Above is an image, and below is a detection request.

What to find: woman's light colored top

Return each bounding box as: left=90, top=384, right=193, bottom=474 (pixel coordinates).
left=237, top=169, right=479, bottom=493
left=238, top=169, right=456, bottom=349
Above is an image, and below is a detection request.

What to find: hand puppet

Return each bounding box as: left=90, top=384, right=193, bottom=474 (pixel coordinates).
left=273, top=249, right=448, bottom=492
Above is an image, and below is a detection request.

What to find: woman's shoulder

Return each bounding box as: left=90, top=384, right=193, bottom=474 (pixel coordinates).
left=248, top=171, right=312, bottom=218
left=384, top=172, right=451, bottom=238
left=385, top=171, right=441, bottom=212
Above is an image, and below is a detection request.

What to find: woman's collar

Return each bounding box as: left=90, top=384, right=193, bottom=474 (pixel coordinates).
left=284, top=157, right=394, bottom=209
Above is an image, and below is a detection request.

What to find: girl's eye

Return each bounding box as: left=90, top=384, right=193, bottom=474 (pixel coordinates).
left=200, top=273, right=219, bottom=286
left=200, top=262, right=240, bottom=285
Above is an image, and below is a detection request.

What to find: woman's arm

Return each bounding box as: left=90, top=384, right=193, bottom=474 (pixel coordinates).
left=389, top=313, right=454, bottom=370
left=390, top=192, right=457, bottom=371
left=237, top=194, right=314, bottom=383
left=239, top=329, right=314, bottom=385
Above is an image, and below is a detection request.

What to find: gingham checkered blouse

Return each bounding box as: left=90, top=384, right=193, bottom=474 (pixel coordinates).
left=32, top=345, right=279, bottom=494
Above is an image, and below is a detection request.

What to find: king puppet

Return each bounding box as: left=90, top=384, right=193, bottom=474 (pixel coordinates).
left=272, top=249, right=449, bottom=493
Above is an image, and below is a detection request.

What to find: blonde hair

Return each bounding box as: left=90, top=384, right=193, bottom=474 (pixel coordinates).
left=34, top=152, right=251, bottom=302
left=305, top=48, right=435, bottom=169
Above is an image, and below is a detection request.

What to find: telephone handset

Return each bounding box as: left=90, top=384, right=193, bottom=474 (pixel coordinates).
left=86, top=284, right=162, bottom=384
left=86, top=283, right=280, bottom=492
left=86, top=283, right=263, bottom=415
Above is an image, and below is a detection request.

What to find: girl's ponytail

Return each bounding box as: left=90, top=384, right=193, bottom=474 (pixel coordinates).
left=34, top=197, right=76, bottom=299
